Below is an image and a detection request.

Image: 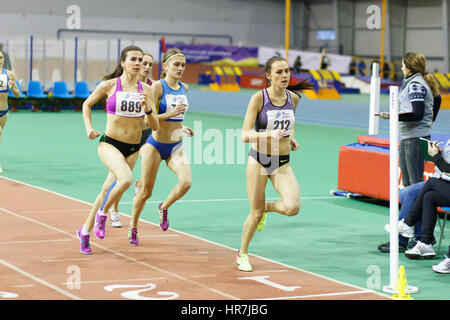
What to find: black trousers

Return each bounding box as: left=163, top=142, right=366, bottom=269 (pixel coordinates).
left=405, top=178, right=450, bottom=245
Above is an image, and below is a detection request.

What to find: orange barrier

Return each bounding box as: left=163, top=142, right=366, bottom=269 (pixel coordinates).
left=337, top=144, right=435, bottom=201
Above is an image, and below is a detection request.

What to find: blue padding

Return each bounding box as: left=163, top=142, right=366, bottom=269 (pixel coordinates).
left=344, top=143, right=390, bottom=154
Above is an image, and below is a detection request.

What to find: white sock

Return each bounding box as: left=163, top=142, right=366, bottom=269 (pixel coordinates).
left=111, top=211, right=120, bottom=220
left=97, top=210, right=107, bottom=217
left=81, top=226, right=90, bottom=235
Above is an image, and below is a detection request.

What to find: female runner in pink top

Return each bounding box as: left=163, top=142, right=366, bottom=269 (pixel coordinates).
left=78, top=46, right=158, bottom=255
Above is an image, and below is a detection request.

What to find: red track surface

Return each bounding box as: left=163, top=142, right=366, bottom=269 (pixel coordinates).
left=0, top=176, right=390, bottom=301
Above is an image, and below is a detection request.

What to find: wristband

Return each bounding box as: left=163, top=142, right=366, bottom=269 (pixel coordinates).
left=145, top=109, right=153, bottom=115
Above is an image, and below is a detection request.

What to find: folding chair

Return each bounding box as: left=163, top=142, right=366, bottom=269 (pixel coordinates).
left=73, top=81, right=90, bottom=111
left=437, top=207, right=450, bottom=256
left=51, top=81, right=73, bottom=111
left=26, top=80, right=48, bottom=112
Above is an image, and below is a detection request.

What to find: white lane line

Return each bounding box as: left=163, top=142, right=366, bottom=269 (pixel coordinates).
left=0, top=206, right=240, bottom=300
left=255, top=290, right=375, bottom=300
left=0, top=257, right=82, bottom=300
left=61, top=277, right=167, bottom=286
left=20, top=209, right=88, bottom=214
left=119, top=196, right=337, bottom=205
left=0, top=239, right=72, bottom=245
left=42, top=258, right=91, bottom=263
left=95, top=235, right=180, bottom=241
left=10, top=284, right=34, bottom=288
left=253, top=270, right=289, bottom=274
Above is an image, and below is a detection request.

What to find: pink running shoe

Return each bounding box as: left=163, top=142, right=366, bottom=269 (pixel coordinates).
left=77, top=227, right=92, bottom=255
left=94, top=211, right=107, bottom=239
left=158, top=202, right=169, bottom=231
left=128, top=227, right=139, bottom=246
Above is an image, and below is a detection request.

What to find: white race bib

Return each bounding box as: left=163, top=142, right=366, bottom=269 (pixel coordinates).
left=165, top=94, right=188, bottom=121
left=0, top=74, right=8, bottom=92
left=266, top=109, right=295, bottom=137
left=115, top=92, right=144, bottom=117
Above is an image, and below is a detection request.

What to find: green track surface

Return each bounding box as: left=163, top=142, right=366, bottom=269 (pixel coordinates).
left=2, top=98, right=449, bottom=300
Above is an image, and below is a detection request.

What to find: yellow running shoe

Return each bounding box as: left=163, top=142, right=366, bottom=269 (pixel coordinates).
left=236, top=250, right=253, bottom=272
left=257, top=212, right=267, bottom=232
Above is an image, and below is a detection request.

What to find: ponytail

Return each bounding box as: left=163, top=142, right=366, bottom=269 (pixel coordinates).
left=287, top=79, right=315, bottom=92
left=423, top=73, right=440, bottom=97
left=103, top=64, right=124, bottom=81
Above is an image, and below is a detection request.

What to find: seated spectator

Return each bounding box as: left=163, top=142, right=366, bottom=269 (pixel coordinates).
left=378, top=180, right=429, bottom=253
left=378, top=93, right=441, bottom=253
left=385, top=139, right=450, bottom=260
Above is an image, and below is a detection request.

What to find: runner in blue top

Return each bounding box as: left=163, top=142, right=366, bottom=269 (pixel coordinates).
left=100, top=52, right=193, bottom=229
left=0, top=50, right=20, bottom=173
left=130, top=48, right=194, bottom=244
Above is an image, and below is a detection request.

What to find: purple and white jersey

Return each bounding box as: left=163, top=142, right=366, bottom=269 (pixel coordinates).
left=255, top=88, right=295, bottom=137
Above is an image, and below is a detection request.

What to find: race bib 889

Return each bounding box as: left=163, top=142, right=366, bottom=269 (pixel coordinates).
left=115, top=92, right=144, bottom=117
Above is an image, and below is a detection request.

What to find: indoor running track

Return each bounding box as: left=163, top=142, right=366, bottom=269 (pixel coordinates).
left=0, top=176, right=390, bottom=300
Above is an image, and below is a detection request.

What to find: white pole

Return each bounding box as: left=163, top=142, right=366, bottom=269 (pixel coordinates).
left=369, top=62, right=380, bottom=135
left=388, top=85, right=399, bottom=290
left=382, top=85, right=419, bottom=295
left=382, top=86, right=399, bottom=293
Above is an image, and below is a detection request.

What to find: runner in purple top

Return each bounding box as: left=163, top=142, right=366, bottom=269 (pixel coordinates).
left=236, top=56, right=314, bottom=272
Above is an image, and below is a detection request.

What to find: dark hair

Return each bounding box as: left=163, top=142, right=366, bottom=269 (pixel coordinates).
left=287, top=80, right=315, bottom=94
left=403, top=51, right=439, bottom=97
left=160, top=48, right=185, bottom=79
left=103, top=45, right=143, bottom=80
left=265, top=56, right=314, bottom=91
